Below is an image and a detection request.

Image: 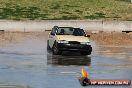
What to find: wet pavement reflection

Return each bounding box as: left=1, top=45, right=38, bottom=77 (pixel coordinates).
left=47, top=51, right=91, bottom=66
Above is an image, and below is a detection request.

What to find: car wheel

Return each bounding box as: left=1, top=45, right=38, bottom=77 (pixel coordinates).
left=81, top=51, right=89, bottom=55
left=52, top=42, right=62, bottom=55
left=81, top=47, right=92, bottom=55
left=47, top=40, right=51, bottom=50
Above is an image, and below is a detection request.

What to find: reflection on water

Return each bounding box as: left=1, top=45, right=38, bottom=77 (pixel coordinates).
left=47, top=51, right=91, bottom=66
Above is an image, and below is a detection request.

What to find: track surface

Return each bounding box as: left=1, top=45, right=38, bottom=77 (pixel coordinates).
left=0, top=33, right=132, bottom=88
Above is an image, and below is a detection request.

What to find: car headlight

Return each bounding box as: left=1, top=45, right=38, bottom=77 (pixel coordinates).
left=80, top=42, right=90, bottom=45
left=58, top=40, right=69, bottom=43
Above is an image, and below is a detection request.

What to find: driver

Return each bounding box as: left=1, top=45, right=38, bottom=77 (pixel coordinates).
left=60, top=29, right=65, bottom=34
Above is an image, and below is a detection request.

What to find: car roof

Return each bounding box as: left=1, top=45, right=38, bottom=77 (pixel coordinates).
left=57, top=27, right=82, bottom=29
left=54, top=26, right=82, bottom=29
left=74, top=28, right=81, bottom=29
left=58, top=27, right=73, bottom=28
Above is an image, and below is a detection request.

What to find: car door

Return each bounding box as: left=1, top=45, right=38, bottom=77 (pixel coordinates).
left=48, top=28, right=56, bottom=48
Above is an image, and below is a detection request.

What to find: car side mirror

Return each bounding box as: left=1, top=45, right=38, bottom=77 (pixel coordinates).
left=85, top=34, right=90, bottom=38
left=50, top=32, right=55, bottom=36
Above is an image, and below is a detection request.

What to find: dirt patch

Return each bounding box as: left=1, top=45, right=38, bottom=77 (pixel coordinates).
left=90, top=32, right=132, bottom=46
left=0, top=32, right=48, bottom=45
left=0, top=32, right=132, bottom=46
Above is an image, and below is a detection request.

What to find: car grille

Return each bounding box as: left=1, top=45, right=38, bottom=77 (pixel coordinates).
left=69, top=41, right=80, bottom=44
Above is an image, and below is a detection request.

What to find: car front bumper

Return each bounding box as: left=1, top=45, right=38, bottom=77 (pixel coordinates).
left=57, top=43, right=92, bottom=52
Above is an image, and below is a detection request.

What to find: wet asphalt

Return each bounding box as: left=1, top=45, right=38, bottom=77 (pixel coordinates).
left=0, top=36, right=132, bottom=88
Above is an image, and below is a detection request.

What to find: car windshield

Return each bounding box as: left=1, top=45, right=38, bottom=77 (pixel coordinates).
left=56, top=27, right=85, bottom=36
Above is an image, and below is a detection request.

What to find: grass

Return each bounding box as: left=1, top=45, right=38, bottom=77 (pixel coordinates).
left=0, top=0, right=131, bottom=20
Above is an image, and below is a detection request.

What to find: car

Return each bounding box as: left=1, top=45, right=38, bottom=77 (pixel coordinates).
left=47, top=26, right=92, bottom=55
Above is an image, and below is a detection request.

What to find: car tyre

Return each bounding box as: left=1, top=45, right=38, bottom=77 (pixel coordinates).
left=47, top=40, right=51, bottom=50
left=81, top=47, right=92, bottom=55
left=52, top=42, right=62, bottom=55
left=81, top=51, right=90, bottom=55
